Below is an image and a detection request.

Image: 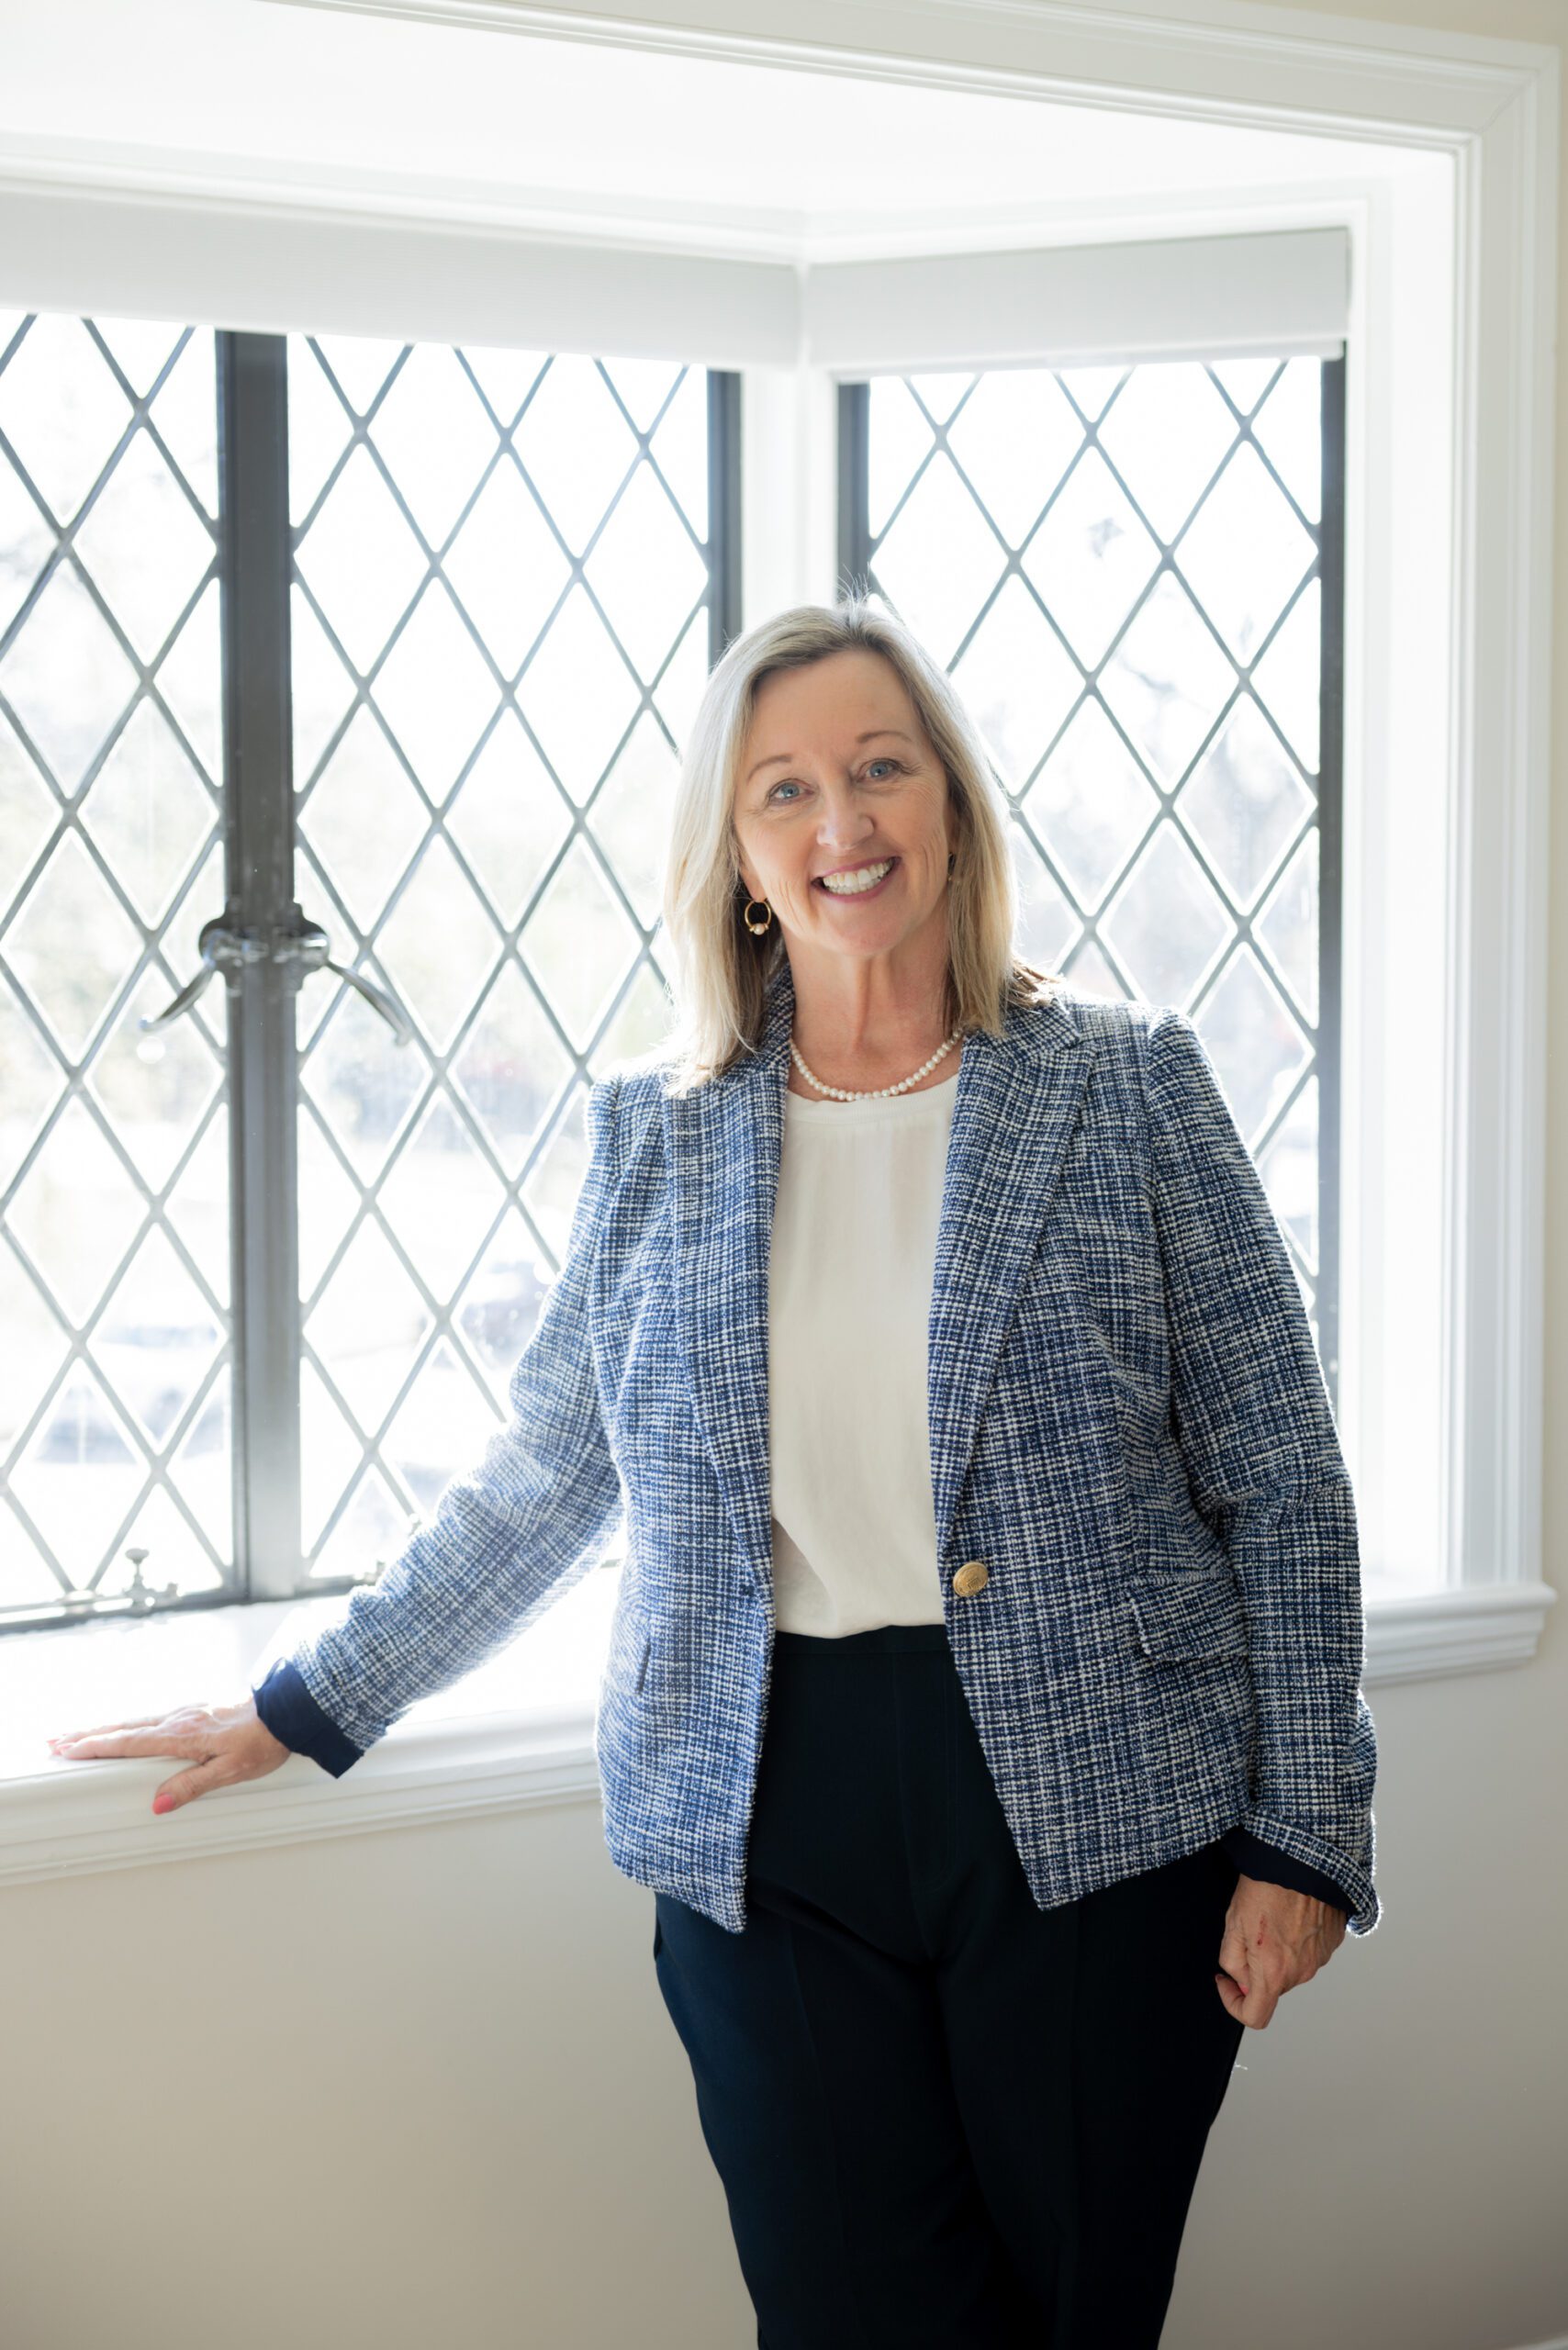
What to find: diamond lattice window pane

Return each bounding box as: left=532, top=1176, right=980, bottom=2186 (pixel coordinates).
left=305, top=1216, right=434, bottom=1439
left=873, top=447, right=1006, bottom=669
left=4, top=828, right=143, bottom=1061
left=1098, top=572, right=1236, bottom=789
left=0, top=315, right=132, bottom=526
left=157, top=576, right=223, bottom=783
left=521, top=587, right=644, bottom=803
left=376, top=1097, right=507, bottom=1302
left=1095, top=364, right=1239, bottom=545
left=1103, top=823, right=1231, bottom=1004
left=0, top=315, right=230, bottom=1622
left=1257, top=832, right=1320, bottom=1024
left=1174, top=442, right=1317, bottom=665
left=295, top=441, right=428, bottom=676
left=1020, top=703, right=1159, bottom=915
left=444, top=464, right=573, bottom=680
left=512, top=356, right=641, bottom=556
left=1176, top=698, right=1313, bottom=913
left=861, top=352, right=1333, bottom=1363
left=948, top=577, right=1082, bottom=792
left=290, top=335, right=710, bottom=1570
left=1252, top=364, right=1322, bottom=524
left=298, top=706, right=430, bottom=934
left=0, top=972, right=65, bottom=1190
left=452, top=964, right=570, bottom=1178
left=87, top=970, right=224, bottom=1192
left=370, top=583, right=498, bottom=807
left=946, top=372, right=1081, bottom=550
left=95, top=1226, right=223, bottom=1448
left=383, top=1339, right=501, bottom=1520
left=0, top=560, right=140, bottom=795
left=0, top=455, right=53, bottom=643
left=80, top=700, right=215, bottom=925
left=73, top=430, right=214, bottom=664
left=11, top=1366, right=144, bottom=1574
left=367, top=344, right=498, bottom=548
left=1019, top=449, right=1161, bottom=670
left=455, top=1207, right=554, bottom=1381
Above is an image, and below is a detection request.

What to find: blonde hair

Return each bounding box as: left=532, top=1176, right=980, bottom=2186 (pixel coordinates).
left=652, top=594, right=1064, bottom=1094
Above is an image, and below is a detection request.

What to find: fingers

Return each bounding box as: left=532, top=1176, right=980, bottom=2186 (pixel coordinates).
left=152, top=1758, right=228, bottom=1816
left=51, top=1727, right=205, bottom=1762
left=48, top=1715, right=165, bottom=1748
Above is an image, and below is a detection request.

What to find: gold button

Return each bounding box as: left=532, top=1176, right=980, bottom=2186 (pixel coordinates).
left=952, top=1559, right=990, bottom=1598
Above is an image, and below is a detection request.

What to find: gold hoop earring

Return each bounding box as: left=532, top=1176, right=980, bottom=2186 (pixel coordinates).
left=743, top=897, right=773, bottom=935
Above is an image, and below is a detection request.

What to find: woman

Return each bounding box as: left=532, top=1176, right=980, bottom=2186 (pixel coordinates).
left=52, top=599, right=1380, bottom=2347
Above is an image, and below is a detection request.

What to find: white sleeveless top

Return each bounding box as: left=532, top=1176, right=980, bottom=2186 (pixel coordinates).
left=766, top=1060, right=961, bottom=1637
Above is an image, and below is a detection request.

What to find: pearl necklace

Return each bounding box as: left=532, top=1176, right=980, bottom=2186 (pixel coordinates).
left=790, top=1027, right=963, bottom=1102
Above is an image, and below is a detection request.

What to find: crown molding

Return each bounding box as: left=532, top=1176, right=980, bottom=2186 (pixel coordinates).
left=262, top=0, right=1551, bottom=140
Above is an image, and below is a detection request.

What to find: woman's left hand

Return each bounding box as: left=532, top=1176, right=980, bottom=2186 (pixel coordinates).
left=1215, top=1874, right=1349, bottom=2027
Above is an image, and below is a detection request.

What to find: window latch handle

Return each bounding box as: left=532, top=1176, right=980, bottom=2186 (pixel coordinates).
left=139, top=916, right=263, bottom=1032
left=140, top=912, right=414, bottom=1047
left=285, top=915, right=414, bottom=1046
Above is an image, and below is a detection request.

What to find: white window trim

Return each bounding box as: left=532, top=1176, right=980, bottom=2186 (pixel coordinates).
left=0, top=0, right=1556, bottom=1884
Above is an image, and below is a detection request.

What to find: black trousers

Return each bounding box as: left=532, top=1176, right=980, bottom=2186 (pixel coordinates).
left=652, top=1623, right=1247, bottom=2349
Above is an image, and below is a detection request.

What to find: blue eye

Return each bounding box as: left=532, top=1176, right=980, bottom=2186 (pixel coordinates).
left=765, top=760, right=900, bottom=805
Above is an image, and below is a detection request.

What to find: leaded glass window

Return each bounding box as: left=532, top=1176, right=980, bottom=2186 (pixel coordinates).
left=287, top=337, right=714, bottom=1582
left=0, top=316, right=732, bottom=1628
left=0, top=315, right=230, bottom=1627
left=840, top=356, right=1343, bottom=1393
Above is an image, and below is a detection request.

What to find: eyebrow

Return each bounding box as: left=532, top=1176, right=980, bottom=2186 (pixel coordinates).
left=745, top=728, right=917, bottom=786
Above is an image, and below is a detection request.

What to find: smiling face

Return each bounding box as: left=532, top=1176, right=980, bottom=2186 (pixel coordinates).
left=733, top=648, right=959, bottom=985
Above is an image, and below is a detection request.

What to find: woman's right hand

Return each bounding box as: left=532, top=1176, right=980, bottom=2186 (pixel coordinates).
left=48, top=1695, right=293, bottom=1814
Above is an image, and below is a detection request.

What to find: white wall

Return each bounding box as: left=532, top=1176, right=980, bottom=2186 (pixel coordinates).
left=4, top=1646, right=1565, bottom=2350
left=2, top=1, right=1564, bottom=2345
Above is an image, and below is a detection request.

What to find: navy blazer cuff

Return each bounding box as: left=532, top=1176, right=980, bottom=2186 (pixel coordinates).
left=252, top=1658, right=364, bottom=1779
left=1219, top=1826, right=1350, bottom=1912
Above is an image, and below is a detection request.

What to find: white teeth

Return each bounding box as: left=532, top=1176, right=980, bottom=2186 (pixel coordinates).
left=819, top=858, right=893, bottom=896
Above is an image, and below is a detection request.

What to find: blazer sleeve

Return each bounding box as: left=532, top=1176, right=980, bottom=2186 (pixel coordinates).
left=1142, top=1008, right=1382, bottom=1936
left=253, top=1073, right=626, bottom=1769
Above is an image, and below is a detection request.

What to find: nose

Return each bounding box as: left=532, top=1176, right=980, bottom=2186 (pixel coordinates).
left=815, top=782, right=876, bottom=850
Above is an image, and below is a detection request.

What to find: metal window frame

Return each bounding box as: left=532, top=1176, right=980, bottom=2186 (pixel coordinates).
left=218, top=332, right=311, bottom=1603
left=836, top=355, right=1346, bottom=1414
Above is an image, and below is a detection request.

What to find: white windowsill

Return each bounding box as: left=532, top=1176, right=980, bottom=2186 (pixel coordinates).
left=0, top=1572, right=1553, bottom=1891
left=0, top=1570, right=619, bottom=1891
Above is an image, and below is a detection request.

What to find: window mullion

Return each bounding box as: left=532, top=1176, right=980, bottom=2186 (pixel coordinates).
left=1316, top=352, right=1347, bottom=1418
left=218, top=330, right=307, bottom=1600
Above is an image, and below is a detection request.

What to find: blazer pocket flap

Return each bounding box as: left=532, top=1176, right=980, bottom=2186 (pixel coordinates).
left=1127, top=1565, right=1250, bottom=1662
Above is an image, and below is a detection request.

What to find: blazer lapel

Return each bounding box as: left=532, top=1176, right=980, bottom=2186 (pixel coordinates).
left=925, top=994, right=1095, bottom=1566
left=663, top=959, right=1096, bottom=1589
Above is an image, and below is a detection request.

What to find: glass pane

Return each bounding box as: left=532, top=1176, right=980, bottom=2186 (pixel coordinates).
left=864, top=353, right=1327, bottom=1336
left=290, top=333, right=703, bottom=1577
left=0, top=315, right=230, bottom=1627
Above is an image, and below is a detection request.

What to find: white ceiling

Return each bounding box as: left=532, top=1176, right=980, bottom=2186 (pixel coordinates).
left=0, top=0, right=1428, bottom=258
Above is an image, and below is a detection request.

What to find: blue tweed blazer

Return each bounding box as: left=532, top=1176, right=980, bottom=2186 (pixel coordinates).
left=259, top=959, right=1380, bottom=1937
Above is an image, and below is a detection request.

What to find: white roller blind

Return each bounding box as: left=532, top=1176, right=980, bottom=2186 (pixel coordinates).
left=0, top=189, right=1346, bottom=371
left=804, top=229, right=1350, bottom=375
left=0, top=186, right=798, bottom=366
